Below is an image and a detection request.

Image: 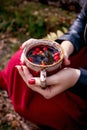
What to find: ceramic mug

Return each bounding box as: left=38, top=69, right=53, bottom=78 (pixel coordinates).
left=22, top=39, right=64, bottom=88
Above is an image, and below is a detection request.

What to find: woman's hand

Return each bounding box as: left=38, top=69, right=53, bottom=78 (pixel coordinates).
left=16, top=65, right=81, bottom=99
left=61, top=40, right=74, bottom=65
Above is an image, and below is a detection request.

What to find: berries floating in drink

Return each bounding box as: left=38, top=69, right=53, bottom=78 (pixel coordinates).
left=27, top=45, right=60, bottom=66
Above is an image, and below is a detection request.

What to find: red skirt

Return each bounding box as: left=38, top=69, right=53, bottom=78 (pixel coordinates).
left=0, top=47, right=87, bottom=130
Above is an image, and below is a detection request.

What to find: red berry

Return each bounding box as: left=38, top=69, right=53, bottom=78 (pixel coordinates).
left=35, top=47, right=40, bottom=52
left=32, top=51, right=37, bottom=55
left=43, top=47, right=48, bottom=51
left=54, top=55, right=60, bottom=61
left=28, top=57, right=33, bottom=62
left=39, top=50, right=44, bottom=55
left=54, top=52, right=59, bottom=56
left=28, top=78, right=35, bottom=84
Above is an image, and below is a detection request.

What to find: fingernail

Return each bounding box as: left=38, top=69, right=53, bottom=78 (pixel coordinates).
left=28, top=79, right=35, bottom=84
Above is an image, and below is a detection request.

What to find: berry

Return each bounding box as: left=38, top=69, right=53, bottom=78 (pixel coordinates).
left=54, top=52, right=59, bottom=57
left=43, top=47, right=48, bottom=51
left=35, top=47, right=40, bottom=52
left=28, top=57, right=33, bottom=62
left=54, top=55, right=60, bottom=61
left=39, top=50, right=44, bottom=55
left=32, top=51, right=37, bottom=55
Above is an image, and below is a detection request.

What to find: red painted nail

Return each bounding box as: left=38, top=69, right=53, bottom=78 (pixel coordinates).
left=28, top=79, right=35, bottom=84
left=35, top=47, right=40, bottom=52
left=54, top=52, right=59, bottom=56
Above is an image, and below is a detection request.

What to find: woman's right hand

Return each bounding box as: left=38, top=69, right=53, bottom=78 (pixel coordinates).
left=16, top=65, right=80, bottom=99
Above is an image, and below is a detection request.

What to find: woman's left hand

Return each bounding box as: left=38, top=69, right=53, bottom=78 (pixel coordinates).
left=16, top=65, right=81, bottom=99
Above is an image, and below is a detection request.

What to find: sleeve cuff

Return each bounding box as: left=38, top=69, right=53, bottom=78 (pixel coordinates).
left=69, top=68, right=87, bottom=99
left=75, top=68, right=87, bottom=87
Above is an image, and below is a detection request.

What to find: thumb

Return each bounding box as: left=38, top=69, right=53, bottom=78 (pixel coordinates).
left=63, top=54, right=71, bottom=66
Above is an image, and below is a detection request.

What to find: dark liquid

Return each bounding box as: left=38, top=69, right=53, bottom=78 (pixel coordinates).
left=27, top=45, right=60, bottom=65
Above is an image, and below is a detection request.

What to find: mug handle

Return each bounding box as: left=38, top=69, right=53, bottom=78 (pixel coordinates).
left=40, top=69, right=47, bottom=89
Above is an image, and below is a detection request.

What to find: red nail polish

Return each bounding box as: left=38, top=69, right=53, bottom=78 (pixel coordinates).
left=28, top=79, right=35, bottom=84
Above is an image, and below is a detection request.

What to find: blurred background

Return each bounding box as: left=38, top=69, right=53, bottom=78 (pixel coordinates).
left=0, top=0, right=84, bottom=130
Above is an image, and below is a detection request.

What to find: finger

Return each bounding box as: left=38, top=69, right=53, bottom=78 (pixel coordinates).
left=21, top=65, right=33, bottom=81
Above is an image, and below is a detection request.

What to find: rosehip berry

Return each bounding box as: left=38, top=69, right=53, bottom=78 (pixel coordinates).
left=32, top=51, right=37, bottom=55
left=54, top=55, right=60, bottom=61
left=39, top=50, right=44, bottom=55
left=35, top=47, right=40, bottom=52
left=43, top=47, right=48, bottom=51
left=28, top=57, right=33, bottom=62
left=54, top=52, right=59, bottom=56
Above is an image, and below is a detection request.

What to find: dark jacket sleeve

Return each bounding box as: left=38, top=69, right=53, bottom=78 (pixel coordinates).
left=55, top=3, right=87, bottom=52
left=77, top=68, right=87, bottom=86
left=70, top=68, right=87, bottom=99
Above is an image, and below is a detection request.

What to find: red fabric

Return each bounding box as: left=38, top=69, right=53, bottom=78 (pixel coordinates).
left=0, top=47, right=87, bottom=130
